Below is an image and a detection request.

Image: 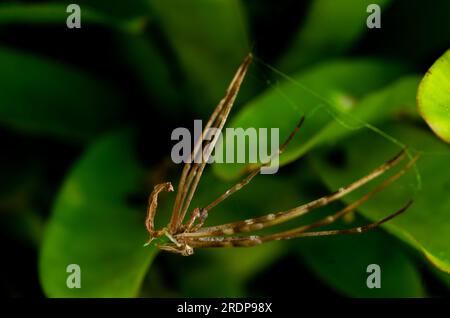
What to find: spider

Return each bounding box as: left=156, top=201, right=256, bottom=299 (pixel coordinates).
left=144, top=54, right=418, bottom=256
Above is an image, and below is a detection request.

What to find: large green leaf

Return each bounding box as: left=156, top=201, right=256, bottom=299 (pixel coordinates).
left=0, top=47, right=125, bottom=141
left=213, top=59, right=408, bottom=180
left=417, top=49, right=450, bottom=143
left=149, top=0, right=250, bottom=114
left=312, top=123, right=450, bottom=273
left=278, top=0, right=392, bottom=72
left=316, top=75, right=420, bottom=145
left=39, top=132, right=157, bottom=297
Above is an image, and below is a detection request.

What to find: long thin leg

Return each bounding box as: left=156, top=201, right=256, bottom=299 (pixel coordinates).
left=169, top=104, right=223, bottom=233
left=174, top=103, right=231, bottom=233
left=205, top=116, right=305, bottom=213
left=182, top=200, right=412, bottom=248
left=181, top=149, right=410, bottom=238
left=179, top=153, right=417, bottom=239
left=171, top=104, right=227, bottom=232
left=183, top=116, right=305, bottom=232
left=266, top=154, right=419, bottom=237
left=168, top=54, right=253, bottom=233
left=170, top=54, right=254, bottom=232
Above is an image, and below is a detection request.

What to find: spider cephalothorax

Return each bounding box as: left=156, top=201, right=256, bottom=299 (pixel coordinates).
left=144, top=54, right=416, bottom=256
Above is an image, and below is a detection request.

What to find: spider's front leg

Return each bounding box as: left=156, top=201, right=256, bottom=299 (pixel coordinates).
left=144, top=182, right=174, bottom=245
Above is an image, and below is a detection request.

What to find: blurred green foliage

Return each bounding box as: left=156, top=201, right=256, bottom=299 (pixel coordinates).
left=39, top=132, right=156, bottom=297
left=277, top=0, right=392, bottom=72
left=0, top=46, right=125, bottom=141
left=0, top=0, right=449, bottom=298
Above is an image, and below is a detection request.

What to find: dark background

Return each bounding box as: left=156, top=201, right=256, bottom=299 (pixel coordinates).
left=1, top=0, right=449, bottom=298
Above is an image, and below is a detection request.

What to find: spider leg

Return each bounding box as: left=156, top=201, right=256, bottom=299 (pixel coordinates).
left=201, top=116, right=305, bottom=216
left=265, top=154, right=419, bottom=236
left=180, top=150, right=411, bottom=238
left=168, top=109, right=220, bottom=233
left=170, top=54, right=253, bottom=232
left=169, top=54, right=253, bottom=232
left=144, top=182, right=174, bottom=243
left=178, top=154, right=417, bottom=241
left=182, top=200, right=412, bottom=248
left=170, top=68, right=236, bottom=229
left=170, top=98, right=227, bottom=233
left=181, top=116, right=304, bottom=232
left=158, top=242, right=194, bottom=256
left=182, top=208, right=201, bottom=232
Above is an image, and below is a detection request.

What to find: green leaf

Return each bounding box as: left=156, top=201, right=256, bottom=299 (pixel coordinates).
left=312, top=123, right=450, bottom=273
left=39, top=132, right=156, bottom=297
left=0, top=47, right=125, bottom=142
left=149, top=0, right=250, bottom=114
left=213, top=59, right=408, bottom=180
left=278, top=0, right=392, bottom=72
left=297, top=217, right=425, bottom=297
left=316, top=75, right=420, bottom=145
left=0, top=3, right=146, bottom=32
left=417, top=49, right=450, bottom=143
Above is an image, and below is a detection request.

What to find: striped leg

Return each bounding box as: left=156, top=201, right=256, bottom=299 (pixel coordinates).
left=182, top=200, right=412, bottom=249
left=181, top=150, right=410, bottom=239
left=168, top=54, right=253, bottom=233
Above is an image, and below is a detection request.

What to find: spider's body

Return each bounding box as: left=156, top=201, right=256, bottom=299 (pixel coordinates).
left=145, top=54, right=416, bottom=256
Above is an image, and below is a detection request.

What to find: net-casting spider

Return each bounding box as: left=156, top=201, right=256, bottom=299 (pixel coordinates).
left=145, top=54, right=417, bottom=256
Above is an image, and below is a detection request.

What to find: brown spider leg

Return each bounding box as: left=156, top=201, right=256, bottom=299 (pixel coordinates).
left=175, top=120, right=222, bottom=231
left=182, top=200, right=411, bottom=248
left=183, top=116, right=305, bottom=232
left=174, top=107, right=227, bottom=233
left=178, top=154, right=418, bottom=242
left=191, top=209, right=209, bottom=232
left=144, top=182, right=174, bottom=244
left=171, top=54, right=253, bottom=232
left=168, top=102, right=222, bottom=233
left=180, top=149, right=408, bottom=238
left=170, top=53, right=253, bottom=232
left=183, top=208, right=201, bottom=232
left=207, top=116, right=305, bottom=213
left=260, top=155, right=419, bottom=238
left=168, top=54, right=253, bottom=233
left=170, top=95, right=227, bottom=233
